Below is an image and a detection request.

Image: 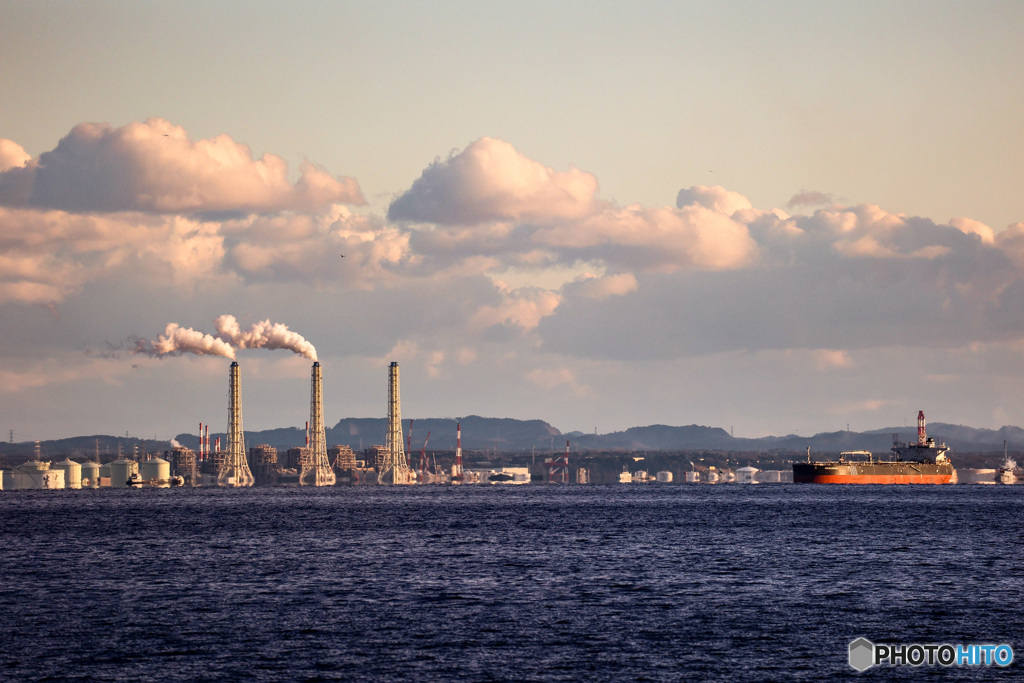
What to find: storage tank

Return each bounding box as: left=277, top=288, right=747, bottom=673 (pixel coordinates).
left=656, top=471, right=673, bottom=483
left=12, top=461, right=64, bottom=489
left=80, top=462, right=100, bottom=488
left=736, top=466, right=759, bottom=484
left=53, top=459, right=82, bottom=489
left=139, top=458, right=171, bottom=487
left=109, top=459, right=139, bottom=488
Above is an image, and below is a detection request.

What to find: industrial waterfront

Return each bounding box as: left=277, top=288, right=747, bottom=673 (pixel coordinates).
left=4, top=359, right=1023, bottom=491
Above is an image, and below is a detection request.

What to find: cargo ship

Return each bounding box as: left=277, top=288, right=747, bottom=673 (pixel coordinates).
left=793, top=411, right=955, bottom=484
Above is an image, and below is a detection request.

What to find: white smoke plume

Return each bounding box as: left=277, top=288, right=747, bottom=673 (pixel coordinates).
left=134, top=316, right=317, bottom=361
left=134, top=323, right=237, bottom=359
left=214, top=315, right=318, bottom=361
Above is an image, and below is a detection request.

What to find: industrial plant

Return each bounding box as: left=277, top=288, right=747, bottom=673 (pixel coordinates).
left=0, top=359, right=588, bottom=490
left=15, top=357, right=1001, bottom=490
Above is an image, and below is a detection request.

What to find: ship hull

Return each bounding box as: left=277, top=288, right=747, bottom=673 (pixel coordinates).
left=793, top=462, right=954, bottom=484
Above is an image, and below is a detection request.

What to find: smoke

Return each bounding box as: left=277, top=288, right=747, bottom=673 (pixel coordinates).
left=134, top=316, right=318, bottom=361
left=214, top=315, right=318, bottom=361
left=134, top=323, right=237, bottom=359
left=170, top=438, right=181, bottom=448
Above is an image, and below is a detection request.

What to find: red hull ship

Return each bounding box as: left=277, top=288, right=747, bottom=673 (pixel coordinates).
left=793, top=411, right=955, bottom=485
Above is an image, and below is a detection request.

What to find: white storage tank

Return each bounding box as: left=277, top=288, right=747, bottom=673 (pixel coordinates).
left=656, top=471, right=673, bottom=483
left=11, top=461, right=64, bottom=489
left=684, top=471, right=699, bottom=483
left=736, top=466, right=759, bottom=484
left=80, top=462, right=100, bottom=488
left=53, top=459, right=82, bottom=489
left=139, top=458, right=171, bottom=487
left=109, top=459, right=139, bottom=488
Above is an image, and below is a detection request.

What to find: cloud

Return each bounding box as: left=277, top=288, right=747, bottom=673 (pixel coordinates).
left=534, top=203, right=758, bottom=271
left=469, top=285, right=561, bottom=332
left=0, top=119, right=364, bottom=213
left=949, top=216, right=995, bottom=244
left=0, top=140, right=31, bottom=172
left=677, top=185, right=753, bottom=216
left=786, top=190, right=836, bottom=208
left=388, top=137, right=600, bottom=225
left=225, top=206, right=411, bottom=288
left=0, top=206, right=226, bottom=304
left=525, top=366, right=590, bottom=396
left=566, top=272, right=638, bottom=300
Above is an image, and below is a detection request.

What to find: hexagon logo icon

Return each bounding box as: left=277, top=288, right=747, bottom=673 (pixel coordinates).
left=849, top=638, right=875, bottom=672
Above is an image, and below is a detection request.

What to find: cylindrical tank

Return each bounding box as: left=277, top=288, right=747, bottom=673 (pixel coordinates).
left=80, top=462, right=100, bottom=489
left=109, top=459, right=138, bottom=488
left=656, top=471, right=673, bottom=483
left=53, top=459, right=82, bottom=489
left=139, top=458, right=171, bottom=487
left=736, top=466, right=759, bottom=484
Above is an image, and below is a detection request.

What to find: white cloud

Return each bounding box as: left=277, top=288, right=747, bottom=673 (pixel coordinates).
left=388, top=137, right=600, bottom=225
left=469, top=286, right=561, bottom=332
left=0, top=139, right=31, bottom=172
left=0, top=119, right=364, bottom=213
left=676, top=185, right=753, bottom=216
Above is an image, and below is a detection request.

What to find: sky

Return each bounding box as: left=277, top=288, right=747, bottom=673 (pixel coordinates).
left=2, top=1, right=1024, bottom=443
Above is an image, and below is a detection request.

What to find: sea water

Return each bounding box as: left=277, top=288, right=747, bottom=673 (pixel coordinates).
left=0, top=485, right=1020, bottom=681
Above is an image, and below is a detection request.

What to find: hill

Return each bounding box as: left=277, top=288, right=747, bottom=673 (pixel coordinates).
left=3, top=417, right=1022, bottom=462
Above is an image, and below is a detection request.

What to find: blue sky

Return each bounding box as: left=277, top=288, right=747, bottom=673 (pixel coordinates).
left=2, top=2, right=1024, bottom=442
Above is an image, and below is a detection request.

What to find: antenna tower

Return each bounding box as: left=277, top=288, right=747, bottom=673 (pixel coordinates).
left=301, top=362, right=335, bottom=486
left=379, top=362, right=412, bottom=484
left=219, top=361, right=254, bottom=487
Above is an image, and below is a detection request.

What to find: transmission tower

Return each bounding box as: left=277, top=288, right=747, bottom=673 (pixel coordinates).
left=301, top=362, right=335, bottom=486
left=379, top=362, right=412, bottom=484
left=219, top=361, right=254, bottom=487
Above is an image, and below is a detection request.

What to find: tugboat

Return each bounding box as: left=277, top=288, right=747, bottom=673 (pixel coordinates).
left=793, top=411, right=955, bottom=484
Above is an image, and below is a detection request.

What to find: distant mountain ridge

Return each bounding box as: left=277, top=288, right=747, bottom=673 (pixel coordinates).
left=4, top=417, right=1022, bottom=459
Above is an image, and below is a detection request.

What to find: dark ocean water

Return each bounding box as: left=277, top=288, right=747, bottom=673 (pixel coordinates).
left=0, top=484, right=1021, bottom=681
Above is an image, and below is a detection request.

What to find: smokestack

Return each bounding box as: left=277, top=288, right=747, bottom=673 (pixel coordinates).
left=220, top=361, right=254, bottom=486
left=454, top=422, right=463, bottom=479
left=918, top=410, right=927, bottom=445
left=301, top=361, right=334, bottom=486
left=380, top=362, right=410, bottom=484
left=199, top=422, right=203, bottom=460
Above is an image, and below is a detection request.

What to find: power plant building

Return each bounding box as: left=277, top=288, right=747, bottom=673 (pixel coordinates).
left=330, top=445, right=356, bottom=469
left=286, top=447, right=311, bottom=470
left=249, top=444, right=279, bottom=486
